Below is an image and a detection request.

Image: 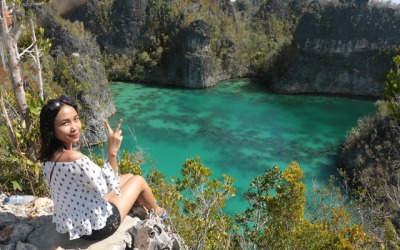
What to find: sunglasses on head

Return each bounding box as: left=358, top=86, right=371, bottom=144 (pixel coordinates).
left=46, top=95, right=75, bottom=110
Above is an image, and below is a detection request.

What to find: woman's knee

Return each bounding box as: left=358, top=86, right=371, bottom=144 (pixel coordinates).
left=131, top=175, right=146, bottom=184
left=123, top=175, right=146, bottom=186
left=122, top=173, right=134, bottom=179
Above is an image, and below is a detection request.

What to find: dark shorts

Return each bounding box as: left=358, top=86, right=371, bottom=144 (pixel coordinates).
left=81, top=203, right=121, bottom=241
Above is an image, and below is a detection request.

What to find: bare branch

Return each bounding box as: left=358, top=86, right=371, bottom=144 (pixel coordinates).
left=30, top=18, right=44, bottom=100
left=18, top=43, right=34, bottom=59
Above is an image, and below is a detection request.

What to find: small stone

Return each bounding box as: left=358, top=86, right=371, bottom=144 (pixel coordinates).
left=8, top=224, right=34, bottom=243
left=0, top=243, right=16, bottom=250
left=15, top=241, right=40, bottom=250
left=0, top=225, right=14, bottom=243
left=33, top=197, right=53, bottom=217
left=129, top=204, right=149, bottom=220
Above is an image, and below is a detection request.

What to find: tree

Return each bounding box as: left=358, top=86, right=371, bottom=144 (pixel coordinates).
left=236, top=162, right=373, bottom=249
left=0, top=0, right=50, bottom=194
left=147, top=156, right=237, bottom=250
left=1, top=0, right=31, bottom=133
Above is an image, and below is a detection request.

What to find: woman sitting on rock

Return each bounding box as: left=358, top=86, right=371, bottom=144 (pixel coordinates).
left=39, top=95, right=168, bottom=241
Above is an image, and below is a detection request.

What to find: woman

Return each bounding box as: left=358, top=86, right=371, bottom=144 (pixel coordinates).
left=39, top=95, right=167, bottom=241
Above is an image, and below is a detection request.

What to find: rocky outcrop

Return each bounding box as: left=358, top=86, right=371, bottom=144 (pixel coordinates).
left=339, top=114, right=400, bottom=177
left=337, top=100, right=400, bottom=232
left=269, top=6, right=400, bottom=97
left=167, top=20, right=216, bottom=88
left=65, top=0, right=152, bottom=53
left=0, top=194, right=186, bottom=250
left=107, top=0, right=151, bottom=52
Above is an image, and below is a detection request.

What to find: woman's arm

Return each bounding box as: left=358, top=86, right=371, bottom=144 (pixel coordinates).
left=104, top=119, right=123, bottom=173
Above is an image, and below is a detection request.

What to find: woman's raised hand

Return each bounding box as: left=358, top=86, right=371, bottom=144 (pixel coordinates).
left=104, top=119, right=123, bottom=157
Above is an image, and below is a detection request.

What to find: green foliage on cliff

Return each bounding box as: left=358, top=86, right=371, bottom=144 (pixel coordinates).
left=101, top=0, right=237, bottom=80
left=234, top=162, right=373, bottom=249
left=384, top=55, right=400, bottom=100
left=383, top=55, right=400, bottom=120
left=337, top=53, right=400, bottom=250
left=53, top=54, right=89, bottom=99
left=94, top=0, right=115, bottom=34
left=143, top=156, right=377, bottom=249
left=148, top=156, right=236, bottom=249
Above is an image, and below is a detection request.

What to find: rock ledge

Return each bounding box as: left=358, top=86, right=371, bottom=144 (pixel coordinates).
left=0, top=194, right=186, bottom=250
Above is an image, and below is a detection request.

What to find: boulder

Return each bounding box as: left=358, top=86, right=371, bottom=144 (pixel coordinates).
left=26, top=215, right=137, bottom=250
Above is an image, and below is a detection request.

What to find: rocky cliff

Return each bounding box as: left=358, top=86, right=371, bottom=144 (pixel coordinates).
left=64, top=0, right=235, bottom=88
left=62, top=0, right=400, bottom=96
left=65, top=0, right=151, bottom=53
left=269, top=5, right=400, bottom=97
left=166, top=20, right=215, bottom=88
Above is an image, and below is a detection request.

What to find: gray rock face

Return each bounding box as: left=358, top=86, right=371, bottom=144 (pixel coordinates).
left=64, top=0, right=151, bottom=53
left=108, top=0, right=151, bottom=52
left=270, top=6, right=400, bottom=97
left=168, top=20, right=215, bottom=88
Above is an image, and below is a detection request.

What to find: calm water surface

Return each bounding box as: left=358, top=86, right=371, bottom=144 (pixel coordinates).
left=108, top=79, right=376, bottom=214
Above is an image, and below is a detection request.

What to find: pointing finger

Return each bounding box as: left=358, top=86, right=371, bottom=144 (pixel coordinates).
left=104, top=120, right=112, bottom=133
left=115, top=119, right=123, bottom=132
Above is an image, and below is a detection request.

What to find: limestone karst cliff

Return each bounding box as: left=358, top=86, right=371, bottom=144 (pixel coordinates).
left=269, top=6, right=400, bottom=97
left=61, top=0, right=400, bottom=96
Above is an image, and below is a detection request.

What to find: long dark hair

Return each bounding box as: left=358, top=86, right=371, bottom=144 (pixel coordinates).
left=39, top=96, right=77, bottom=161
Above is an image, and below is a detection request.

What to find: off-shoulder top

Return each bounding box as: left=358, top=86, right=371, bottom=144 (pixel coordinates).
left=42, top=155, right=121, bottom=240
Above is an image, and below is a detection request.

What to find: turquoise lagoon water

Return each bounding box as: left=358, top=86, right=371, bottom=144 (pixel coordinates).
left=108, top=79, right=376, bottom=214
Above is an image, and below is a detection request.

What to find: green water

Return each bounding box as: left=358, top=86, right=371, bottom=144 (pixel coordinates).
left=108, top=79, right=376, bottom=214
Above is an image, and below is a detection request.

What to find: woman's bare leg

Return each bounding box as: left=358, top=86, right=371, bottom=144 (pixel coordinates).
left=106, top=175, right=164, bottom=221
left=104, top=174, right=132, bottom=201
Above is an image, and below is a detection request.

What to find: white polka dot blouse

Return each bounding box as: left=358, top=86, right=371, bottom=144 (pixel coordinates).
left=42, top=155, right=121, bottom=240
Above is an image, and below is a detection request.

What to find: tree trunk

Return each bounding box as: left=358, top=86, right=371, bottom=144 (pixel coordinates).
left=0, top=41, right=5, bottom=67
left=1, top=0, right=31, bottom=131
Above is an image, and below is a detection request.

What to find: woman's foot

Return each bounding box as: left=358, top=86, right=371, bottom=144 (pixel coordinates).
left=159, top=208, right=169, bottom=220
left=155, top=205, right=169, bottom=220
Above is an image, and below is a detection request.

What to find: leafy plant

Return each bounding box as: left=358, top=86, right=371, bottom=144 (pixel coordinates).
left=0, top=92, right=48, bottom=195
left=384, top=55, right=400, bottom=100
